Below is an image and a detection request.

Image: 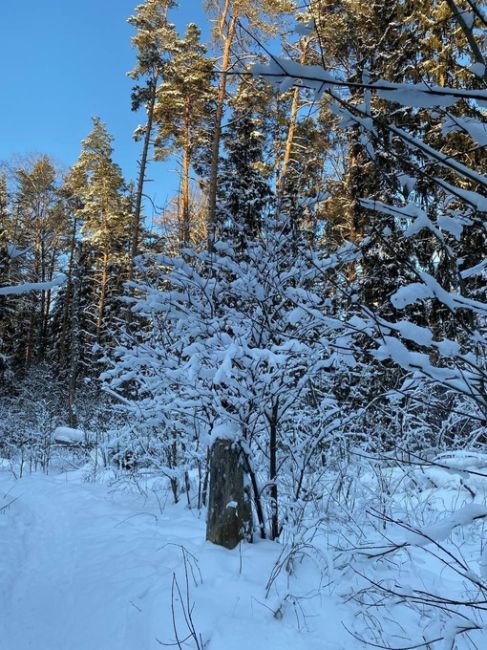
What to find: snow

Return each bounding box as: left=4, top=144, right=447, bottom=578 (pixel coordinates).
left=375, top=80, right=460, bottom=107
left=442, top=114, right=487, bottom=147
left=53, top=426, right=85, bottom=444
left=294, top=20, right=314, bottom=36
left=390, top=282, right=434, bottom=309
left=6, top=244, right=29, bottom=260
left=435, top=176, right=487, bottom=212
left=400, top=503, right=487, bottom=547
left=0, top=469, right=354, bottom=650
left=0, top=274, right=67, bottom=296
left=359, top=198, right=444, bottom=240
left=391, top=271, right=487, bottom=316
left=470, top=62, right=486, bottom=78
left=437, top=214, right=464, bottom=240
left=252, top=57, right=487, bottom=107
left=1, top=452, right=487, bottom=650
left=461, top=258, right=487, bottom=279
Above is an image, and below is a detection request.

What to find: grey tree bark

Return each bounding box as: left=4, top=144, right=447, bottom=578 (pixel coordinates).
left=206, top=439, right=252, bottom=549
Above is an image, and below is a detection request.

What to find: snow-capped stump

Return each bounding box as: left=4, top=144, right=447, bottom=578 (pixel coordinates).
left=206, top=439, right=252, bottom=550
left=53, top=426, right=85, bottom=446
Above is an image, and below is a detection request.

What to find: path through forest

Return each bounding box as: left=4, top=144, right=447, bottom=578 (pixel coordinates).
left=0, top=469, right=345, bottom=650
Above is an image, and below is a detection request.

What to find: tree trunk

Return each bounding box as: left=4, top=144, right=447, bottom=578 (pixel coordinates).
left=67, top=242, right=82, bottom=427
left=268, top=399, right=279, bottom=540
left=129, top=76, right=158, bottom=279
left=180, top=95, right=192, bottom=246
left=96, top=250, right=109, bottom=344
left=206, top=438, right=252, bottom=549
left=277, top=38, right=310, bottom=197
left=58, top=216, right=77, bottom=364
left=207, top=1, right=238, bottom=240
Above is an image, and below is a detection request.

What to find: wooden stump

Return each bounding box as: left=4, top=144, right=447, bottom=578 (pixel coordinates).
left=206, top=439, right=252, bottom=549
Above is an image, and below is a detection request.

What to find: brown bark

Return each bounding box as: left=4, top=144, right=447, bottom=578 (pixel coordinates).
left=129, top=77, right=158, bottom=279
left=277, top=39, right=310, bottom=197
left=180, top=94, right=192, bottom=246
left=207, top=0, right=238, bottom=240
left=58, top=218, right=77, bottom=364
left=67, top=242, right=82, bottom=427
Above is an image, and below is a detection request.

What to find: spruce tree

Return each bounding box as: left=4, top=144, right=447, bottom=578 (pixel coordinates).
left=0, top=174, right=11, bottom=379
left=8, top=157, right=66, bottom=368
left=216, top=81, right=273, bottom=247
left=68, top=118, right=130, bottom=346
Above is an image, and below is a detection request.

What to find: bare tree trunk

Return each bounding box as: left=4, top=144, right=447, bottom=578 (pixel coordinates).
left=25, top=248, right=41, bottom=367
left=38, top=238, right=46, bottom=360
left=59, top=217, right=77, bottom=364
left=67, top=242, right=82, bottom=427
left=207, top=0, right=238, bottom=240
left=277, top=39, right=310, bottom=197
left=206, top=438, right=252, bottom=549
left=180, top=95, right=192, bottom=246
left=0, top=227, right=9, bottom=351
left=268, top=399, right=279, bottom=540
left=129, top=77, right=158, bottom=279
left=41, top=248, right=57, bottom=356
left=96, top=250, right=109, bottom=344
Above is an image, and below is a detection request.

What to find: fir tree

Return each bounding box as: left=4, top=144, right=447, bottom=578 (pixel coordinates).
left=216, top=81, right=273, bottom=247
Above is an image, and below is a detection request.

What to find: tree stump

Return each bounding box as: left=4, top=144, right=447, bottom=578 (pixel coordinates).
left=206, top=439, right=252, bottom=549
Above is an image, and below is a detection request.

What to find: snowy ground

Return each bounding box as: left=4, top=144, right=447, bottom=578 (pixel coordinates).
left=1, top=459, right=487, bottom=650
left=0, top=467, right=351, bottom=650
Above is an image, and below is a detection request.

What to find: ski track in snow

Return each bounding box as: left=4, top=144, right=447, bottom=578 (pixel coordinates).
left=0, top=471, right=346, bottom=650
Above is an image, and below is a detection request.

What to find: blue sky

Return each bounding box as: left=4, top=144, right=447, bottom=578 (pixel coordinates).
left=0, top=0, right=208, bottom=209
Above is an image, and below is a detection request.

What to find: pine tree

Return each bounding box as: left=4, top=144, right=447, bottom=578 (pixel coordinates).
left=260, top=0, right=487, bottom=431
left=153, top=23, right=215, bottom=245
left=205, top=0, right=295, bottom=235
left=301, top=1, right=453, bottom=317
left=127, top=0, right=178, bottom=268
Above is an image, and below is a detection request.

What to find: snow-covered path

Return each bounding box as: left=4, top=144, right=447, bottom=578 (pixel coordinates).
left=0, top=472, right=178, bottom=650
left=0, top=470, right=348, bottom=650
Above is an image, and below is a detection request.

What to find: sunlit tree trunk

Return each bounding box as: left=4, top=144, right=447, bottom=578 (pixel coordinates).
left=207, top=0, right=238, bottom=237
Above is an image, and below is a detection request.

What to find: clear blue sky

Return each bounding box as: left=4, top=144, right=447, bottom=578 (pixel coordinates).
left=0, top=0, right=209, bottom=209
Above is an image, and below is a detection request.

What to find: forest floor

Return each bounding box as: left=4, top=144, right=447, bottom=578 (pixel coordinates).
left=0, top=466, right=350, bottom=650
left=1, top=458, right=487, bottom=650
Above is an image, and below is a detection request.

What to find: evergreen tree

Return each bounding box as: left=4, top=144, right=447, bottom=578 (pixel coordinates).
left=127, top=0, right=178, bottom=267
left=67, top=118, right=130, bottom=346
left=2, top=157, right=68, bottom=370
left=205, top=0, right=295, bottom=235
left=216, top=81, right=273, bottom=246
left=153, top=23, right=215, bottom=245
left=296, top=1, right=461, bottom=322
left=0, top=174, right=11, bottom=378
